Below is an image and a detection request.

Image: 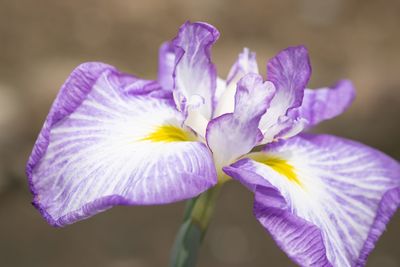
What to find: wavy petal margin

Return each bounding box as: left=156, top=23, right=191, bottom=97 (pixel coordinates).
left=266, top=45, right=311, bottom=110
left=259, top=46, right=311, bottom=143
left=172, top=21, right=219, bottom=120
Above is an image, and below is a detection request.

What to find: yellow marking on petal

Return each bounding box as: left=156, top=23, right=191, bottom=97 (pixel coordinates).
left=141, top=125, right=196, bottom=143
left=248, top=152, right=302, bottom=186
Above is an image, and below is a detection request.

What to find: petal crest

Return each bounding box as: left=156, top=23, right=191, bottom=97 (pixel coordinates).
left=226, top=48, right=259, bottom=86
left=206, top=73, right=275, bottom=169
left=214, top=48, right=259, bottom=117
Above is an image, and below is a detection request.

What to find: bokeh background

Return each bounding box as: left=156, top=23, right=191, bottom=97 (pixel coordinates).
left=0, top=0, right=399, bottom=266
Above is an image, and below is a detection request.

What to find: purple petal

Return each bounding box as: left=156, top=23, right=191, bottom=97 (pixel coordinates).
left=225, top=134, right=399, bottom=266
left=254, top=186, right=332, bottom=266
left=226, top=48, right=259, bottom=86
left=267, top=45, right=311, bottom=110
left=157, top=41, right=175, bottom=90
left=292, top=80, right=356, bottom=128
left=172, top=21, right=220, bottom=119
left=259, top=46, right=311, bottom=143
left=215, top=48, right=259, bottom=117
left=206, top=73, right=275, bottom=168
left=26, top=62, right=217, bottom=227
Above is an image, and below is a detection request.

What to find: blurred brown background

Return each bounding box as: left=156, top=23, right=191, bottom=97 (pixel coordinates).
left=0, top=0, right=399, bottom=266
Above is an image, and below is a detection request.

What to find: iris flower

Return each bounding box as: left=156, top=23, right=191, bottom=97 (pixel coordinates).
left=27, top=21, right=399, bottom=266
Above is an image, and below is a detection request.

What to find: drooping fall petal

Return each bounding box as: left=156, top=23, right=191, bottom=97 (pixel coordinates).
left=26, top=62, right=217, bottom=227
left=224, top=134, right=399, bottom=266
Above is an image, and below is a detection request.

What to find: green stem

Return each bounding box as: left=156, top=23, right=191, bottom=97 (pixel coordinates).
left=169, top=185, right=221, bottom=267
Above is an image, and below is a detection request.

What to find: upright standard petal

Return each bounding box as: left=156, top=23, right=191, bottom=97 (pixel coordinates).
left=226, top=48, right=259, bottom=85
left=172, top=21, right=219, bottom=120
left=157, top=42, right=175, bottom=90
left=259, top=46, right=311, bottom=143
left=292, top=80, right=355, bottom=128
left=224, top=134, right=399, bottom=266
left=214, top=48, right=259, bottom=117
left=206, top=74, right=275, bottom=170
left=26, top=63, right=217, bottom=227
left=267, top=45, right=310, bottom=110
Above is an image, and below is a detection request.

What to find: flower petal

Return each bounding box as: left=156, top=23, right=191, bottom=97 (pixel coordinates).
left=214, top=48, right=259, bottom=117
left=215, top=76, right=227, bottom=100
left=206, top=73, right=275, bottom=169
left=26, top=62, right=217, bottom=227
left=227, top=48, right=259, bottom=86
left=172, top=21, right=219, bottom=120
left=292, top=80, right=355, bottom=128
left=259, top=46, right=311, bottom=143
left=224, top=134, right=399, bottom=266
left=157, top=41, right=175, bottom=90
left=266, top=45, right=311, bottom=110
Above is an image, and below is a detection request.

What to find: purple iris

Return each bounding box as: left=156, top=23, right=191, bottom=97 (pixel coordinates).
left=26, top=21, right=399, bottom=266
